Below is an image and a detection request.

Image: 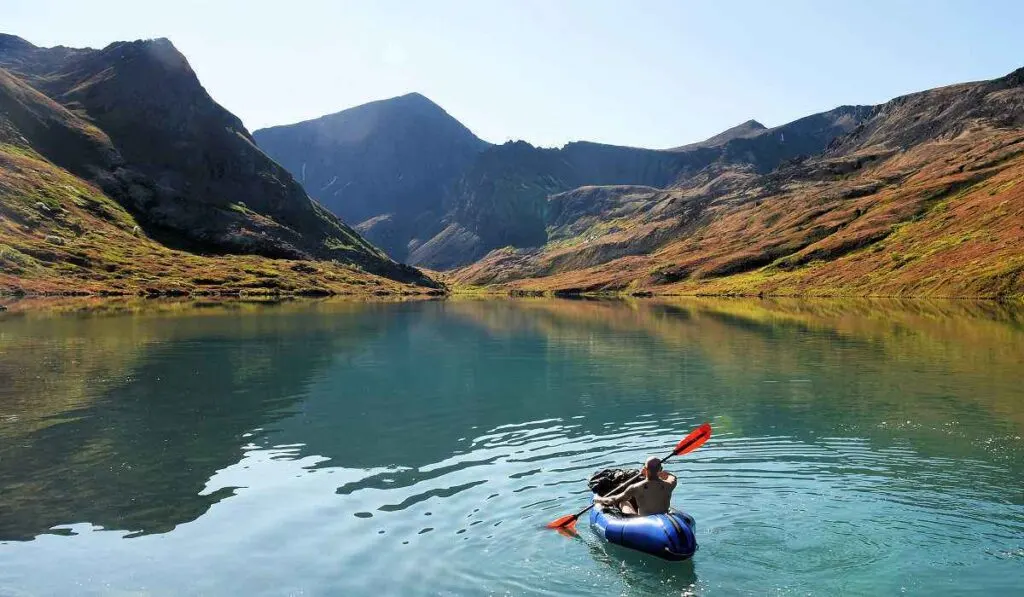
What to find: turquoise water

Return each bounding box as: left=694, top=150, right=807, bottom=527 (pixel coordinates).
left=0, top=298, right=1022, bottom=596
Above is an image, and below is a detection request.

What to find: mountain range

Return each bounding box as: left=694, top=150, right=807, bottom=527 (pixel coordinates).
left=1, top=32, right=1021, bottom=298
left=255, top=97, right=872, bottom=270
left=257, top=69, right=1024, bottom=298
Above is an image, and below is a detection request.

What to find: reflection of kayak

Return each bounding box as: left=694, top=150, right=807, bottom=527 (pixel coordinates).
left=590, top=497, right=697, bottom=561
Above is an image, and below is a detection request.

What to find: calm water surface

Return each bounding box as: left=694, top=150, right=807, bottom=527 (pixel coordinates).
left=0, top=298, right=1022, bottom=596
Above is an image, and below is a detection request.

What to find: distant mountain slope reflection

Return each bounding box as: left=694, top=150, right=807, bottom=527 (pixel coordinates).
left=263, top=299, right=1023, bottom=513
left=0, top=302, right=395, bottom=540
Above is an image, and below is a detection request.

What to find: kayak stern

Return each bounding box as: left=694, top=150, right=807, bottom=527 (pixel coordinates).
left=590, top=499, right=697, bottom=561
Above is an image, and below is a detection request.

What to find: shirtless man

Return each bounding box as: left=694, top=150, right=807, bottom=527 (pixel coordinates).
left=593, top=456, right=677, bottom=516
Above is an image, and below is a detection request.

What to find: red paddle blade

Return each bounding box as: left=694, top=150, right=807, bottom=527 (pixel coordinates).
left=555, top=525, right=578, bottom=538
left=674, top=422, right=712, bottom=456
left=546, top=514, right=578, bottom=530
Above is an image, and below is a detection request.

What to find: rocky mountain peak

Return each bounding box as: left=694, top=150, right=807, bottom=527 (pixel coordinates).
left=392, top=91, right=440, bottom=107
left=100, top=37, right=191, bottom=71
left=0, top=33, right=34, bottom=52
left=672, top=118, right=768, bottom=151
left=253, top=93, right=490, bottom=260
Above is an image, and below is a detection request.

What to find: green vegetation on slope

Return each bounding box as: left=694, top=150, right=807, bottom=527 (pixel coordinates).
left=0, top=145, right=437, bottom=296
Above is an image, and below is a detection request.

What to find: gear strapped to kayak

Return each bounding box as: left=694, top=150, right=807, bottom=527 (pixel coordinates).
left=587, top=467, right=698, bottom=561
left=587, top=468, right=639, bottom=512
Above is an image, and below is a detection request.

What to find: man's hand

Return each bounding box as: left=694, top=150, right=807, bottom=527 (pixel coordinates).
left=593, top=496, right=611, bottom=506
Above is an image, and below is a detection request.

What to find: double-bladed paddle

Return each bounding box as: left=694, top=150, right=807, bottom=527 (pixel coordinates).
left=546, top=422, right=712, bottom=533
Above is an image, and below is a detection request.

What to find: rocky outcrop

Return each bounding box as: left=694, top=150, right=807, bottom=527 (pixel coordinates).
left=827, top=67, right=1024, bottom=155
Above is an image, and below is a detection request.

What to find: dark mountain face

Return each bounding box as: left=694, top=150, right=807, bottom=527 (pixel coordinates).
left=257, top=94, right=870, bottom=270
left=427, top=141, right=706, bottom=268
left=254, top=94, right=489, bottom=261
left=0, top=35, right=429, bottom=285
left=0, top=33, right=89, bottom=77
left=0, top=67, right=116, bottom=172
left=424, top=109, right=870, bottom=269
left=717, top=106, right=873, bottom=173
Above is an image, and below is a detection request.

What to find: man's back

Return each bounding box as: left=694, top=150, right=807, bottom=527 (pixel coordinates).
left=630, top=474, right=676, bottom=516
left=593, top=457, right=678, bottom=516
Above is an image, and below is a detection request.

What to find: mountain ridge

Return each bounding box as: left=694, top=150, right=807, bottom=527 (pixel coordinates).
left=256, top=96, right=869, bottom=269
left=671, top=119, right=767, bottom=151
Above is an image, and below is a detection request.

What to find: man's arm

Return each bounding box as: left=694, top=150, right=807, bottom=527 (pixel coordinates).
left=660, top=471, right=678, bottom=488
left=594, top=481, right=641, bottom=505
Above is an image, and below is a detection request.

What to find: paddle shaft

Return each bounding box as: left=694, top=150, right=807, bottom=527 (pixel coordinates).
left=572, top=449, right=680, bottom=521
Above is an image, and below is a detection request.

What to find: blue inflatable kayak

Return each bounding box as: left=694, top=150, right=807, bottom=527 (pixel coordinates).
left=589, top=499, right=698, bottom=561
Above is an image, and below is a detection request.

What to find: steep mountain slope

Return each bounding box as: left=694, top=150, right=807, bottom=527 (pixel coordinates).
left=0, top=34, right=435, bottom=293
left=258, top=96, right=868, bottom=269
left=453, top=69, right=1024, bottom=298
left=411, top=140, right=700, bottom=269
left=254, top=93, right=489, bottom=261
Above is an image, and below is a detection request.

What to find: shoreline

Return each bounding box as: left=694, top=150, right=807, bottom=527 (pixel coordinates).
left=0, top=288, right=446, bottom=299
left=452, top=287, right=1024, bottom=301
left=3, top=286, right=1021, bottom=301
left=2, top=290, right=1021, bottom=318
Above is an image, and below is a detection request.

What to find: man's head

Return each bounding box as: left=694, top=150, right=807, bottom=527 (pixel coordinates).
left=643, top=456, right=662, bottom=477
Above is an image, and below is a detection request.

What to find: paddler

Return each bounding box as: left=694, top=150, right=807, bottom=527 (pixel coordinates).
left=593, top=456, right=677, bottom=516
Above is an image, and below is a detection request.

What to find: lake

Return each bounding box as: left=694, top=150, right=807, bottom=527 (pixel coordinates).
left=1, top=297, right=1022, bottom=596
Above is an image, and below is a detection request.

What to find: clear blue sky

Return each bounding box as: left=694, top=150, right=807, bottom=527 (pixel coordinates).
left=3, top=0, right=1022, bottom=148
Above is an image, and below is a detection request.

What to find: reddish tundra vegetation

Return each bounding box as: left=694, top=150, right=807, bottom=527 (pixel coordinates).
left=451, top=70, right=1024, bottom=298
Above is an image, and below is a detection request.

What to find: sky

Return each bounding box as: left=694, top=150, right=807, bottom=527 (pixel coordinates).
left=2, top=0, right=1023, bottom=149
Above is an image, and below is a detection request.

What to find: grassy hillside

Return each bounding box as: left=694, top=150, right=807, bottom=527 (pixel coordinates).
left=452, top=70, right=1024, bottom=298
left=0, top=144, right=436, bottom=296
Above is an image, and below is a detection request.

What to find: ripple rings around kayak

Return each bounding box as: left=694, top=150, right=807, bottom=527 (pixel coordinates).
left=242, top=413, right=1017, bottom=595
